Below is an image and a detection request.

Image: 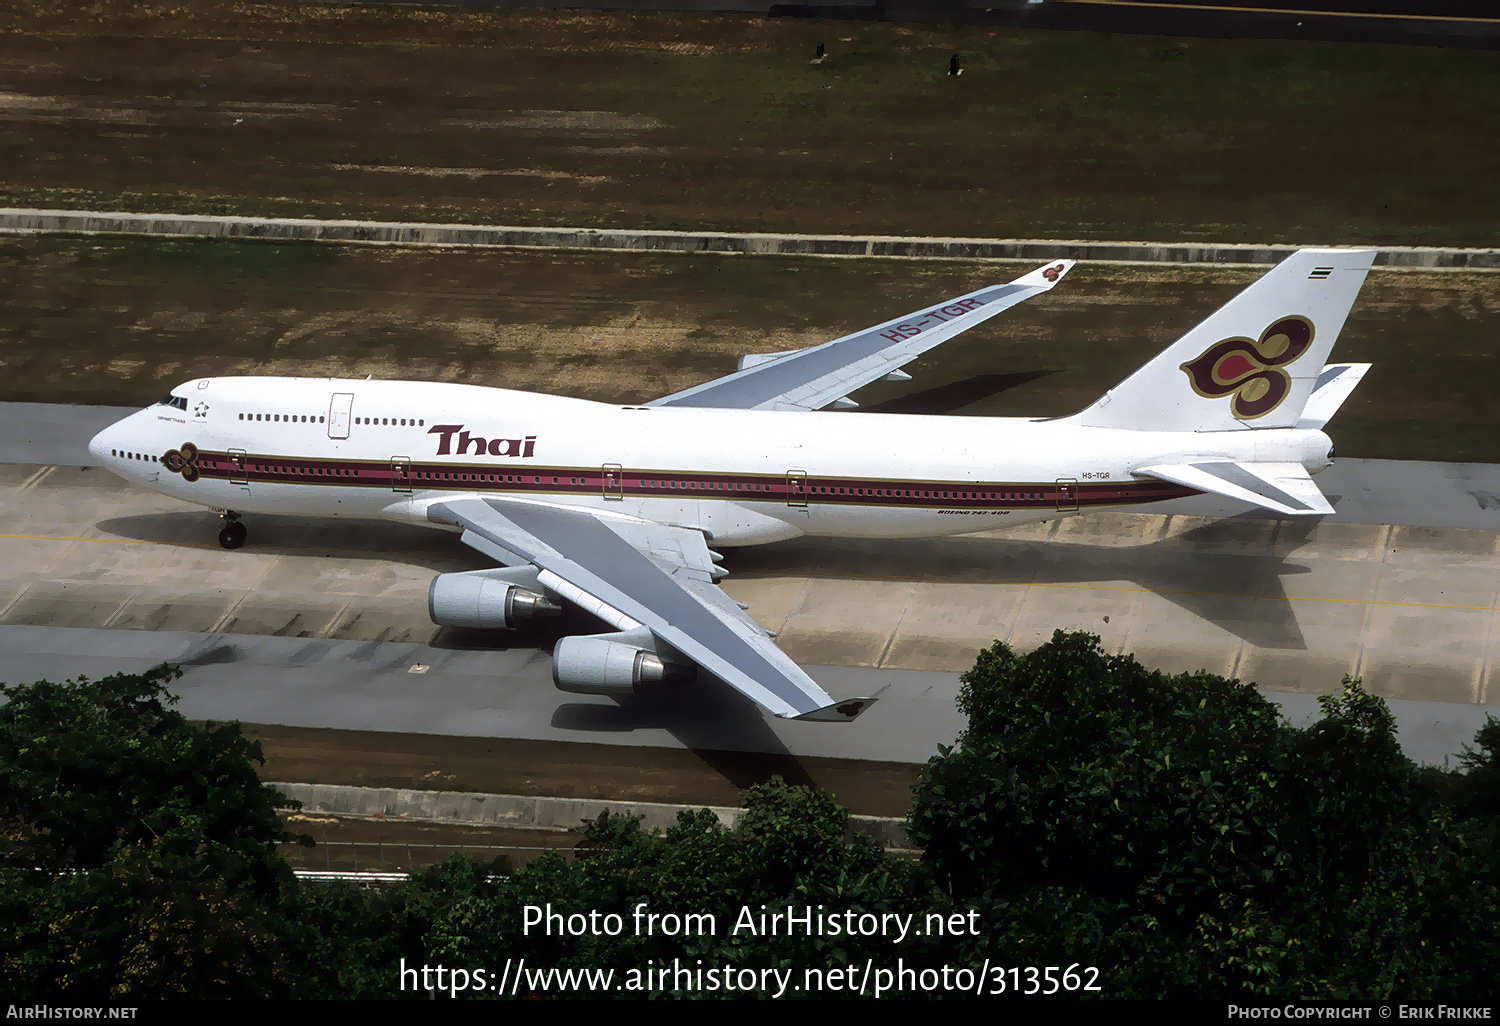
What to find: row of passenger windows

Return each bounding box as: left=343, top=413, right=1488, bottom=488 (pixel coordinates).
left=131, top=446, right=1036, bottom=500
left=809, top=486, right=1039, bottom=500
left=240, top=413, right=324, bottom=423
left=236, top=414, right=428, bottom=426
left=253, top=463, right=354, bottom=476
left=253, top=468, right=535, bottom=483
left=234, top=467, right=1035, bottom=499
left=641, top=479, right=769, bottom=492
left=639, top=479, right=1036, bottom=500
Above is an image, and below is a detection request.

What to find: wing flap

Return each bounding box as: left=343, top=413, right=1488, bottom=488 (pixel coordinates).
left=1135, top=461, right=1335, bottom=516
left=647, top=259, right=1074, bottom=411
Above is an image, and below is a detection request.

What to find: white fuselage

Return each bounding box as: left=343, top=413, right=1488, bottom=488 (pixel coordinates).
left=88, top=377, right=1334, bottom=545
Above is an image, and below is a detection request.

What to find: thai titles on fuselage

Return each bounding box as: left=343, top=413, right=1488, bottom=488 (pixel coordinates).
left=428, top=424, right=537, bottom=458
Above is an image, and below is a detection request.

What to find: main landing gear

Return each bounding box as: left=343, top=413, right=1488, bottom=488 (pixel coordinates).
left=218, top=511, right=247, bottom=550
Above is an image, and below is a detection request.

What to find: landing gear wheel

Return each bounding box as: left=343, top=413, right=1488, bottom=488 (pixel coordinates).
left=218, top=521, right=247, bottom=550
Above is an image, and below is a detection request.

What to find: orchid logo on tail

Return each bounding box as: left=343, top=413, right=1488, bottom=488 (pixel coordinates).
left=1179, top=316, right=1315, bottom=420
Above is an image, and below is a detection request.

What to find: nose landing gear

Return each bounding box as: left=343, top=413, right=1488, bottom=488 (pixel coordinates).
left=218, top=511, right=247, bottom=550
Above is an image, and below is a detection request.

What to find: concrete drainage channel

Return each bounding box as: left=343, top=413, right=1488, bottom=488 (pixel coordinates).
left=2, top=207, right=1499, bottom=269
left=275, top=782, right=915, bottom=885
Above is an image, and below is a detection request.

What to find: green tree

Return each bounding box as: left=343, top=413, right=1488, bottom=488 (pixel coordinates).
left=908, top=630, right=1500, bottom=999
left=331, top=778, right=952, bottom=998
left=1448, top=714, right=1500, bottom=828
left=0, top=664, right=311, bottom=997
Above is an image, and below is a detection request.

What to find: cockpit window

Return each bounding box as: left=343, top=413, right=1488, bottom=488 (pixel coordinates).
left=157, top=394, right=189, bottom=411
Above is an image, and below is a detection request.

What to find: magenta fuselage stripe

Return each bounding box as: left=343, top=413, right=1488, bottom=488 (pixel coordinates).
left=174, top=449, right=1202, bottom=509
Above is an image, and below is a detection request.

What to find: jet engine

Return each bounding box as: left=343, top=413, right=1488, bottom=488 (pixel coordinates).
left=552, top=629, right=695, bottom=696
left=428, top=567, right=561, bottom=629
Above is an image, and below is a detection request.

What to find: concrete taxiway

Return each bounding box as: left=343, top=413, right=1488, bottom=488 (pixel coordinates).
left=2, top=435, right=1500, bottom=766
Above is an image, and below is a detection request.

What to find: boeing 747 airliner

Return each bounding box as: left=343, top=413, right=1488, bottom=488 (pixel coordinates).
left=89, top=249, right=1375, bottom=722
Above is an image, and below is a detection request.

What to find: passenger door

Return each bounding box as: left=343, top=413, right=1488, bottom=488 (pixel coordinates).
left=328, top=393, right=354, bottom=439
left=1055, top=478, right=1079, bottom=512
left=602, top=463, right=624, bottom=501
left=227, top=448, right=250, bottom=496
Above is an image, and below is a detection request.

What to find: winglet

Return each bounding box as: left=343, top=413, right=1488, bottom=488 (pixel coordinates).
left=789, top=696, right=880, bottom=722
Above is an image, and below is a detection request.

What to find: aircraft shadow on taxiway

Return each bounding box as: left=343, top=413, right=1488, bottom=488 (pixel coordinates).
left=95, top=511, right=492, bottom=572
left=92, top=499, right=1325, bottom=768
left=726, top=508, right=1334, bottom=654
left=848, top=372, right=1321, bottom=646
left=96, top=504, right=1324, bottom=652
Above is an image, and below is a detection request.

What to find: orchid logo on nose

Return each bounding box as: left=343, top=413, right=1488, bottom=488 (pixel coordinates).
left=163, top=442, right=201, bottom=482
left=1179, top=316, right=1315, bottom=420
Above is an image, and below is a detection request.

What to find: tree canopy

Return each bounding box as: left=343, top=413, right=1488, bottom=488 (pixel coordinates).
left=4, top=644, right=1497, bottom=999
left=0, top=665, right=309, bottom=996
left=908, top=630, right=1500, bottom=999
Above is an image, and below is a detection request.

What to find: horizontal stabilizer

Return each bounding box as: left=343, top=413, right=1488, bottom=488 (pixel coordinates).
left=1297, top=363, right=1371, bottom=429
left=1136, top=461, right=1335, bottom=516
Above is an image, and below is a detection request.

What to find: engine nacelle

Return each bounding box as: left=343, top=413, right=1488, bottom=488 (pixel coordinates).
left=428, top=567, right=561, bottom=629
left=552, top=630, right=695, bottom=696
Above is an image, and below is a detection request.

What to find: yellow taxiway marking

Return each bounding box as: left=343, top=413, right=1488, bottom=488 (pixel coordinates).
left=4, top=532, right=1495, bottom=615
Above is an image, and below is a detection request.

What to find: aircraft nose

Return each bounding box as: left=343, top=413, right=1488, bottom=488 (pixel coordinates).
left=87, top=427, right=109, bottom=465
left=88, top=418, right=126, bottom=466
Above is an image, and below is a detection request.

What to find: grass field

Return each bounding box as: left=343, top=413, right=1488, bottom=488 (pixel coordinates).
left=3, top=233, right=1498, bottom=462
left=1, top=3, right=1498, bottom=243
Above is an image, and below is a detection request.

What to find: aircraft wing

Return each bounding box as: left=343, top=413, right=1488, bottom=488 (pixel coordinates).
left=425, top=496, right=878, bottom=722
left=645, top=258, right=1074, bottom=412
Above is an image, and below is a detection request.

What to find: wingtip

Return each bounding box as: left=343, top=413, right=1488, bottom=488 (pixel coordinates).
left=1012, top=258, right=1075, bottom=289
left=789, top=696, right=880, bottom=722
